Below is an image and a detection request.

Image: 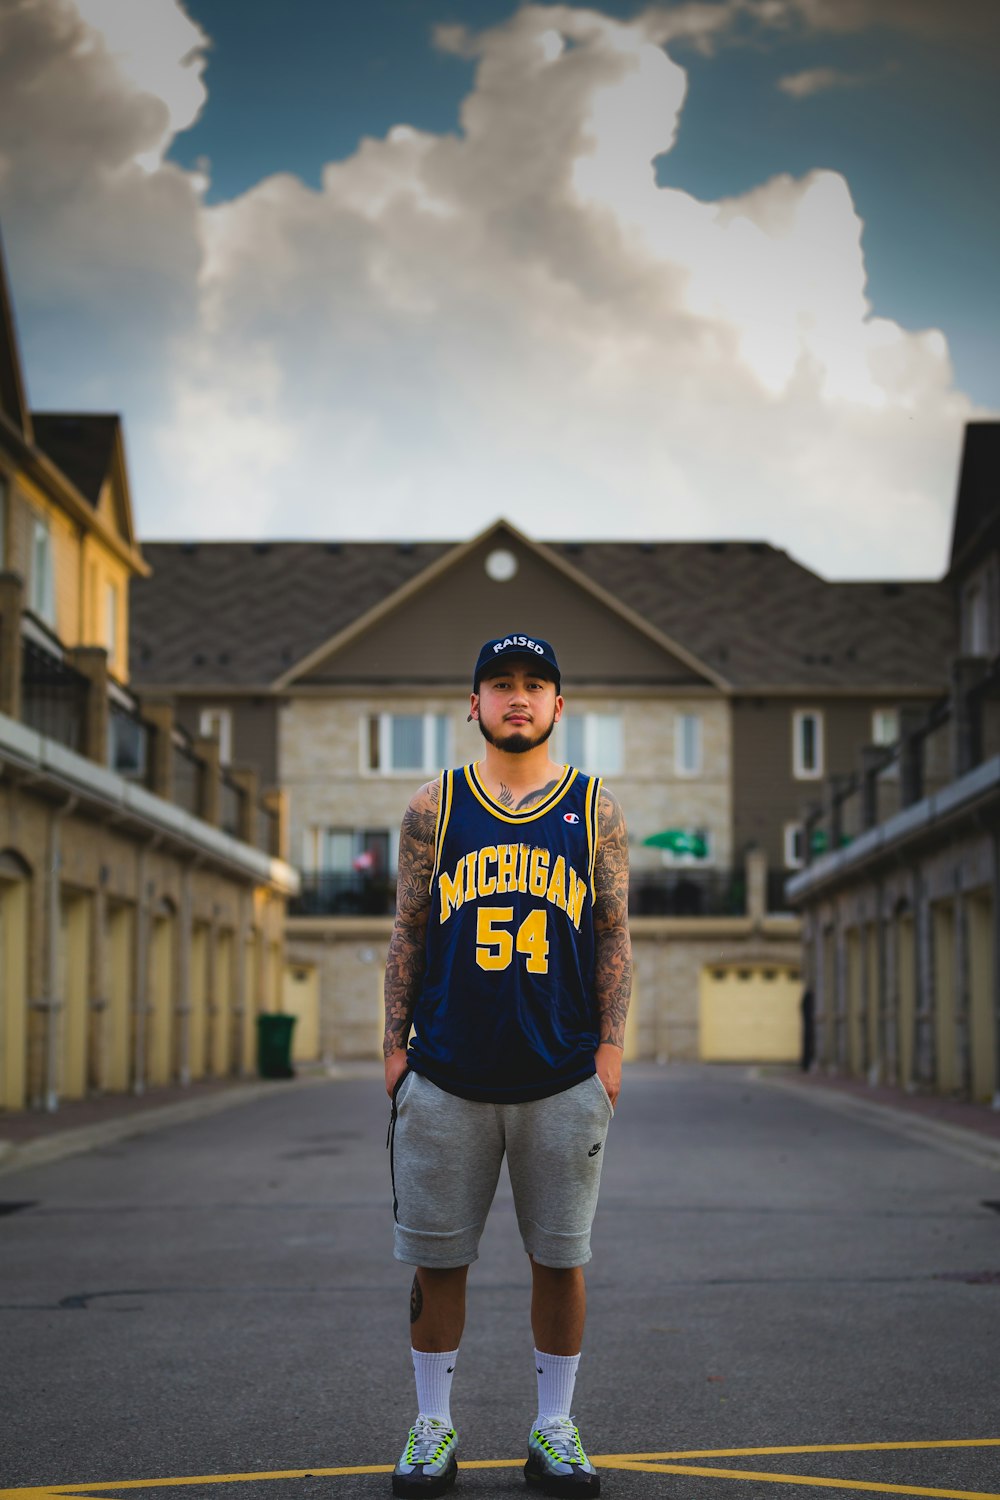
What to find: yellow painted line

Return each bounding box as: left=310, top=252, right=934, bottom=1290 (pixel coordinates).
left=3, top=1440, right=998, bottom=1500
left=612, top=1460, right=1000, bottom=1499
left=600, top=1441, right=1000, bottom=1460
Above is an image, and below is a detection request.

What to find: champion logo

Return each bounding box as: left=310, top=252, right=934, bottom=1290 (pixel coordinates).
left=563, top=812, right=580, bottom=823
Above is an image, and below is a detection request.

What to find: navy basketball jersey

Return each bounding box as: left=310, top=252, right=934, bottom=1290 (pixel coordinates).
left=407, top=762, right=602, bottom=1102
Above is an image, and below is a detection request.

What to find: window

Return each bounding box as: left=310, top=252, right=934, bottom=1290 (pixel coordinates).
left=674, top=713, right=702, bottom=776
left=784, top=822, right=805, bottom=870
left=872, top=709, right=899, bottom=746
left=792, top=709, right=824, bottom=779
left=29, top=513, right=56, bottom=625
left=365, top=713, right=449, bottom=774
left=199, top=707, right=233, bottom=765
left=105, top=583, right=119, bottom=664
left=305, top=826, right=394, bottom=875
left=964, top=579, right=989, bottom=656
left=560, top=713, right=622, bottom=775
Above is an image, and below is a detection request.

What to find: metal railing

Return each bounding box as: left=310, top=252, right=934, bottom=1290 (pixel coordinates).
left=171, top=727, right=202, bottom=818
left=220, top=771, right=245, bottom=840
left=290, top=872, right=396, bottom=917
left=629, top=868, right=746, bottom=918
left=107, top=684, right=152, bottom=782
left=20, top=631, right=88, bottom=751
left=801, top=658, right=1000, bottom=867
left=257, top=801, right=280, bottom=858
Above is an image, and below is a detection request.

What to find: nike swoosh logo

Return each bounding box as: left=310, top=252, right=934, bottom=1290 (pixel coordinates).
left=588, top=1143, right=602, bottom=1156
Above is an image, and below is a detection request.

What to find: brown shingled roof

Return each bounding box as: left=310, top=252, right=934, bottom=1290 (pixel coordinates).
left=32, top=413, right=120, bottom=505
left=131, top=541, right=451, bottom=688
left=131, top=535, right=955, bottom=693
left=563, top=541, right=955, bottom=690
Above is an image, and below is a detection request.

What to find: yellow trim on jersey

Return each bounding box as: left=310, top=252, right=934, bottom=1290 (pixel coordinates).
left=464, top=762, right=578, bottom=824
left=586, top=775, right=603, bottom=899
left=430, top=770, right=454, bottom=889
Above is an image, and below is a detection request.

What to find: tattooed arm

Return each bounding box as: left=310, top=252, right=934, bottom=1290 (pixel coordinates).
left=592, top=785, right=632, bottom=1108
left=383, top=778, right=439, bottom=1096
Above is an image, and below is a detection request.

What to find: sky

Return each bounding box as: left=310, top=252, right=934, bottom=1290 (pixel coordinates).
left=0, top=0, right=997, bottom=579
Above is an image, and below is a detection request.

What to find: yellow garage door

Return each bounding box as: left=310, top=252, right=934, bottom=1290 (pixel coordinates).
left=699, top=964, right=802, bottom=1062
left=283, top=963, right=320, bottom=1063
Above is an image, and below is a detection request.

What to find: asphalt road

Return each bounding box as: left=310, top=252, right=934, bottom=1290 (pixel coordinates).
left=1, top=1063, right=999, bottom=1500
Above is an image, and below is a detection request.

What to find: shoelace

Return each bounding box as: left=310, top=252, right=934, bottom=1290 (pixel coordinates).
left=534, top=1417, right=584, bottom=1462
left=408, top=1416, right=453, bottom=1462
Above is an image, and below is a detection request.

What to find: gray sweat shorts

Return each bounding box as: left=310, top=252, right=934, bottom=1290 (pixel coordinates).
left=389, top=1070, right=614, bottom=1269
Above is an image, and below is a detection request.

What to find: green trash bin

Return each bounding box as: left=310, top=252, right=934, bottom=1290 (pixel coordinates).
left=257, top=1014, right=297, bottom=1078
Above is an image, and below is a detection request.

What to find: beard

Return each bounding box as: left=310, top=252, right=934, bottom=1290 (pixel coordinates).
left=478, top=711, right=556, bottom=755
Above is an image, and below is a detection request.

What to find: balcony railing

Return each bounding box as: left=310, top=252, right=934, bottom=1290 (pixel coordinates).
left=801, top=655, right=1000, bottom=866
left=107, top=684, right=153, bottom=783
left=220, top=770, right=246, bottom=841
left=20, top=632, right=88, bottom=752
left=171, top=727, right=202, bottom=818
left=629, top=868, right=746, bottom=918
left=290, top=872, right=396, bottom=917
left=9, top=609, right=283, bottom=860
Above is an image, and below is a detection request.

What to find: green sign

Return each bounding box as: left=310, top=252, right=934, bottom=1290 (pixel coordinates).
left=642, top=829, right=709, bottom=859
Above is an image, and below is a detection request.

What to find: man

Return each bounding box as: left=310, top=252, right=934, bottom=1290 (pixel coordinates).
left=384, top=634, right=631, bottom=1499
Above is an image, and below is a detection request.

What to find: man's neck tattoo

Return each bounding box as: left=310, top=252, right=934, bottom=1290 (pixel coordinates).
left=517, top=778, right=559, bottom=810
left=498, top=782, right=515, bottom=807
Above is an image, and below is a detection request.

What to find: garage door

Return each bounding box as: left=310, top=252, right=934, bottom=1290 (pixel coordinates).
left=283, top=963, right=321, bottom=1062
left=699, top=963, right=802, bottom=1063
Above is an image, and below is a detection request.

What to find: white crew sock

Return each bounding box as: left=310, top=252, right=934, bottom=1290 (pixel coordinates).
left=534, top=1348, right=581, bottom=1425
left=411, top=1348, right=459, bottom=1428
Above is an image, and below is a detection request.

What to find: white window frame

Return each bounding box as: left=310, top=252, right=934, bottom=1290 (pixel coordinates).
left=557, top=712, right=623, bottom=776
left=363, top=712, right=450, bottom=776
left=199, top=706, right=233, bottom=765
left=783, top=821, right=805, bottom=870
left=674, top=712, right=703, bottom=777
left=792, top=708, right=824, bottom=780
left=29, top=512, right=56, bottom=626
left=105, top=581, right=119, bottom=663
left=871, top=708, right=899, bottom=747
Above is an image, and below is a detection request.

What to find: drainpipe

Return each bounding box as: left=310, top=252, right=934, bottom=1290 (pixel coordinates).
left=177, top=862, right=194, bottom=1087
left=133, top=835, right=162, bottom=1096
left=993, top=827, right=1000, bottom=1111
left=44, top=795, right=78, bottom=1113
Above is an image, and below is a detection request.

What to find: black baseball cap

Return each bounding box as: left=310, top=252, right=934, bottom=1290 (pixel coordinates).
left=473, top=634, right=561, bottom=692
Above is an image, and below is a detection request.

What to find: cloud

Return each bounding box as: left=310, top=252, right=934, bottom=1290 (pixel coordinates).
left=0, top=0, right=206, bottom=412
left=777, top=66, right=863, bottom=97
left=1, top=0, right=986, bottom=579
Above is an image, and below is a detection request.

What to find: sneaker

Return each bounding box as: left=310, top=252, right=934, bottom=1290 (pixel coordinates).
left=392, top=1415, right=458, bottom=1498
left=524, top=1417, right=600, bottom=1497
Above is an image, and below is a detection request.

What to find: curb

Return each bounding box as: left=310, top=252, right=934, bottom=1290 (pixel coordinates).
left=0, top=1072, right=333, bottom=1179
left=753, top=1069, right=1000, bottom=1173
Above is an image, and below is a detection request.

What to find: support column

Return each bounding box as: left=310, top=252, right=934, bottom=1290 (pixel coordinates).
left=142, top=702, right=176, bottom=801
left=66, top=646, right=110, bottom=765
left=0, top=570, right=24, bottom=720
left=195, top=736, right=221, bottom=827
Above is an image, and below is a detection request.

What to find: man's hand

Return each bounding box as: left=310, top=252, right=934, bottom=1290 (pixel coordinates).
left=385, top=1048, right=409, bottom=1099
left=595, top=1041, right=622, bottom=1110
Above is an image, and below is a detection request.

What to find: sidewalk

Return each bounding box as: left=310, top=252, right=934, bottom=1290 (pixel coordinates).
left=757, top=1063, right=1000, bottom=1171
left=0, top=1067, right=332, bottom=1179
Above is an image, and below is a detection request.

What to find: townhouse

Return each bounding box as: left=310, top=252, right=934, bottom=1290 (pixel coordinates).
left=787, top=423, right=1000, bottom=1104
left=0, top=235, right=298, bottom=1114
left=131, top=512, right=954, bottom=1068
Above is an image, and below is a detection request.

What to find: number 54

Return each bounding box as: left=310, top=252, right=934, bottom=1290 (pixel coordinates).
left=476, top=906, right=550, bottom=974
